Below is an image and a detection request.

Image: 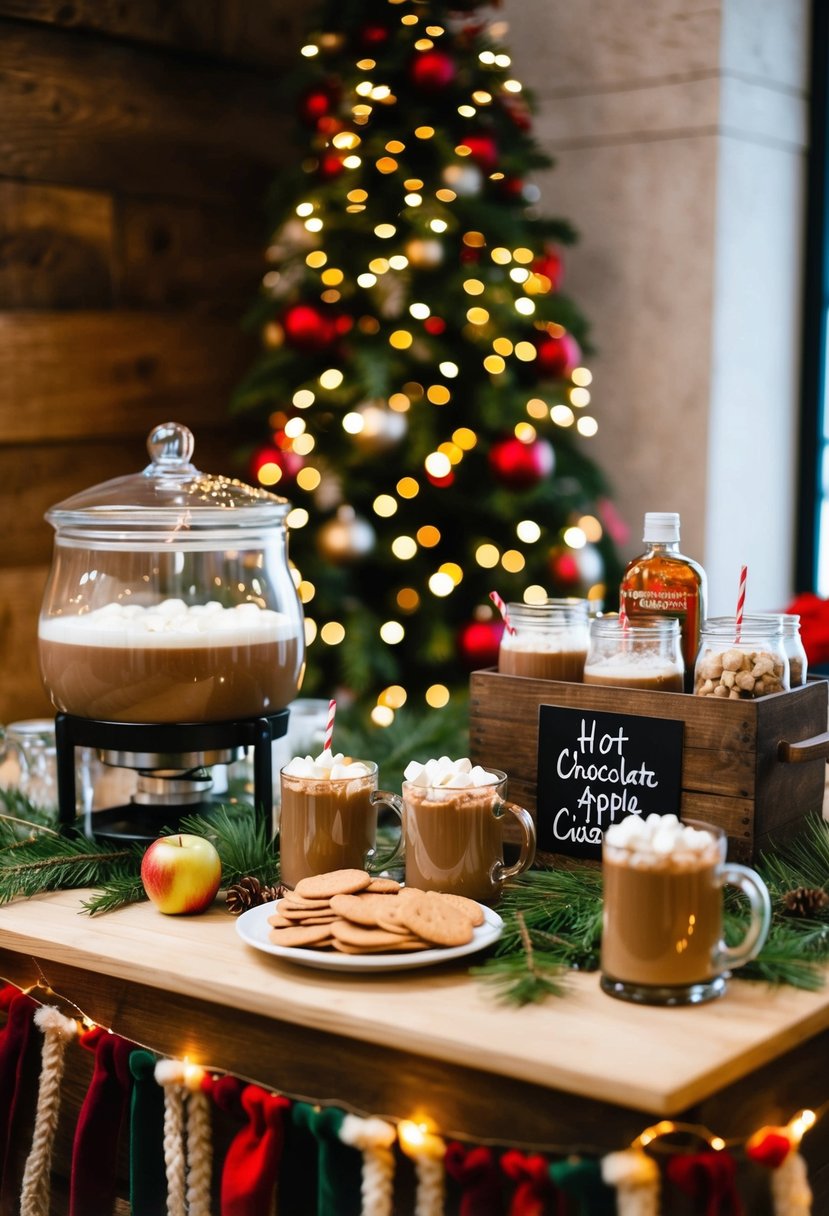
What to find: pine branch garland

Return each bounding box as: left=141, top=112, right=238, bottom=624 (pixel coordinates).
left=0, top=832, right=138, bottom=906
left=82, top=875, right=148, bottom=916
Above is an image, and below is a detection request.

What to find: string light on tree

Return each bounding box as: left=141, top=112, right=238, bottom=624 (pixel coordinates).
left=232, top=0, right=622, bottom=703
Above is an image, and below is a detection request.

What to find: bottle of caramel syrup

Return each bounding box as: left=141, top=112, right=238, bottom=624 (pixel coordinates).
left=619, top=512, right=707, bottom=691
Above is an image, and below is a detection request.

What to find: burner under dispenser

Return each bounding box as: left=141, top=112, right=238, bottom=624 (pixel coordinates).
left=37, top=422, right=305, bottom=842
left=54, top=712, right=288, bottom=841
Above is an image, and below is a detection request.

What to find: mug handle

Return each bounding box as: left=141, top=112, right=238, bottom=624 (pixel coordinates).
left=368, top=790, right=404, bottom=874
left=714, top=863, right=772, bottom=971
left=492, top=800, right=537, bottom=883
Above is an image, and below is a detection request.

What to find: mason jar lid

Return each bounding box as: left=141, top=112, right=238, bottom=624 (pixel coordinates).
left=46, top=422, right=290, bottom=537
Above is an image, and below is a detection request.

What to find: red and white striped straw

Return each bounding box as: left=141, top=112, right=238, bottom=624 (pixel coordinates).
left=735, top=565, right=747, bottom=642
left=323, top=698, right=337, bottom=752
left=489, top=590, right=516, bottom=635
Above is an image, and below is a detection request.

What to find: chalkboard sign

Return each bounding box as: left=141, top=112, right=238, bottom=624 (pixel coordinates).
left=536, top=704, right=684, bottom=860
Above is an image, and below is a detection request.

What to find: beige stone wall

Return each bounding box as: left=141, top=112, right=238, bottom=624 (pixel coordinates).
left=507, top=0, right=809, bottom=614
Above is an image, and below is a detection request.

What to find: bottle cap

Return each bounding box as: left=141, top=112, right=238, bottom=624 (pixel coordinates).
left=643, top=511, right=680, bottom=543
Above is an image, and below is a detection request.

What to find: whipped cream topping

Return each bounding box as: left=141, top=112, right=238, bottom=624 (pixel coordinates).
left=604, top=813, right=717, bottom=858
left=39, top=599, right=296, bottom=647
left=283, top=749, right=371, bottom=780
left=403, top=756, right=496, bottom=789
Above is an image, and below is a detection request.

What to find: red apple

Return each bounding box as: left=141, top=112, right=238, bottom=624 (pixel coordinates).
left=140, top=833, right=222, bottom=915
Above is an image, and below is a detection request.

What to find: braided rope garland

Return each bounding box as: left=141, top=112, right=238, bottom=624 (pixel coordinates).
left=339, top=1113, right=397, bottom=1216
left=183, top=1067, right=212, bottom=1216
left=154, top=1059, right=187, bottom=1216
left=399, top=1121, right=447, bottom=1216
left=601, top=1148, right=661, bottom=1216
left=18, top=1006, right=78, bottom=1216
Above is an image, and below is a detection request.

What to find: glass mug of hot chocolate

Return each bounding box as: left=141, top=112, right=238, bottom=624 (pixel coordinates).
left=374, top=757, right=537, bottom=904
left=279, top=751, right=403, bottom=889
left=600, top=813, right=771, bottom=1005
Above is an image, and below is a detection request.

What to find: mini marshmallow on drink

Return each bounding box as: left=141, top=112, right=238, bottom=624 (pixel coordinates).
left=282, top=750, right=372, bottom=781
left=604, top=813, right=719, bottom=865
left=403, top=756, right=497, bottom=789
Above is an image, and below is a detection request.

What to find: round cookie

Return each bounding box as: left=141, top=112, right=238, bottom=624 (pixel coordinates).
left=331, top=920, right=414, bottom=950
left=294, top=869, right=372, bottom=899
left=268, top=922, right=338, bottom=947
left=432, top=891, right=485, bottom=927
left=384, top=890, right=473, bottom=947
left=329, top=892, right=397, bottom=925
left=364, top=877, right=401, bottom=894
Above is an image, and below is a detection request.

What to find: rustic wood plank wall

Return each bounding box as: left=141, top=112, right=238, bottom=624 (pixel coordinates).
left=0, top=1, right=300, bottom=722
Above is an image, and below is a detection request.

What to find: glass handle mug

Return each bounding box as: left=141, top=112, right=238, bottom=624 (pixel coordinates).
left=367, top=790, right=404, bottom=873
left=374, top=777, right=537, bottom=902
left=715, top=861, right=772, bottom=972
left=493, top=800, right=536, bottom=883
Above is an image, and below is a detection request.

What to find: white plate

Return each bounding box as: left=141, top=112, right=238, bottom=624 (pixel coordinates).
left=235, top=898, right=503, bottom=973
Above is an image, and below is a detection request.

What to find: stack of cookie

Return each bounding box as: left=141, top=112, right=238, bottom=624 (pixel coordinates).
left=267, top=868, right=484, bottom=955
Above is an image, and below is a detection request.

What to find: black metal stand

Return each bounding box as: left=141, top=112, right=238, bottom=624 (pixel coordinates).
left=55, top=710, right=289, bottom=840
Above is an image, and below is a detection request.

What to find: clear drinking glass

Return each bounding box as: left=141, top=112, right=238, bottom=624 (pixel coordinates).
left=497, top=599, right=589, bottom=682
left=583, top=616, right=684, bottom=692
left=694, top=619, right=789, bottom=698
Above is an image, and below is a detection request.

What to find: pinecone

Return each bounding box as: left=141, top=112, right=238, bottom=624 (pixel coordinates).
left=225, top=876, right=280, bottom=916
left=782, top=886, right=829, bottom=918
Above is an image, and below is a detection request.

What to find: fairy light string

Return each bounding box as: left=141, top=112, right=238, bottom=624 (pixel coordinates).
left=1, top=968, right=824, bottom=1198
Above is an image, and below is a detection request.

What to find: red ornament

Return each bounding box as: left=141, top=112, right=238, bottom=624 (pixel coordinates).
left=497, top=176, right=524, bottom=200
left=426, top=467, right=455, bottom=488
left=359, top=23, right=390, bottom=48
left=548, top=542, right=604, bottom=592
left=488, top=435, right=554, bottom=490
left=459, top=133, right=498, bottom=172
left=535, top=331, right=581, bottom=379
left=532, top=248, right=564, bottom=293
left=298, top=84, right=338, bottom=128
left=409, top=50, right=456, bottom=91
left=282, top=303, right=338, bottom=352
left=458, top=619, right=503, bottom=670
left=423, top=316, right=446, bottom=335
left=460, top=246, right=481, bottom=263
left=250, top=445, right=302, bottom=488
left=318, top=152, right=345, bottom=180
left=316, top=115, right=344, bottom=138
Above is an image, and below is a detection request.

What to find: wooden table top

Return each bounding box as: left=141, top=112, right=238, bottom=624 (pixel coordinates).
left=1, top=887, right=827, bottom=1116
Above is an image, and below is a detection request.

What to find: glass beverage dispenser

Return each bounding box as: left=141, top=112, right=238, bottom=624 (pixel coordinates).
left=38, top=422, right=306, bottom=839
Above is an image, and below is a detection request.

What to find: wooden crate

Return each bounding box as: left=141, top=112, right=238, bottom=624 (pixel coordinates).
left=469, top=669, right=829, bottom=863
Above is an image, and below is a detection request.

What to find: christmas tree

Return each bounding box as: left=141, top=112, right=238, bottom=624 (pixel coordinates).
left=233, top=0, right=622, bottom=725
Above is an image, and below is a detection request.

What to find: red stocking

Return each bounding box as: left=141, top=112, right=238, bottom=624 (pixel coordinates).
left=69, top=1027, right=134, bottom=1216
left=446, top=1141, right=504, bottom=1216
left=220, top=1084, right=290, bottom=1216
left=501, top=1150, right=565, bottom=1216
left=0, top=987, right=39, bottom=1191
left=666, top=1150, right=744, bottom=1216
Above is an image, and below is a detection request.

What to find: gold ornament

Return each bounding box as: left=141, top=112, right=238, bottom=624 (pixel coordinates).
left=318, top=505, right=376, bottom=563
left=353, top=402, right=408, bottom=451
left=405, top=237, right=444, bottom=268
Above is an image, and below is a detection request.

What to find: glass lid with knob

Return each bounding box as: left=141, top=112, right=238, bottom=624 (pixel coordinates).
left=39, top=423, right=306, bottom=724
left=46, top=420, right=290, bottom=538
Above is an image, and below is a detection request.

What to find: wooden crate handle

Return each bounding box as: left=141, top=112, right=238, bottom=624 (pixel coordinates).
left=778, top=732, right=829, bottom=763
